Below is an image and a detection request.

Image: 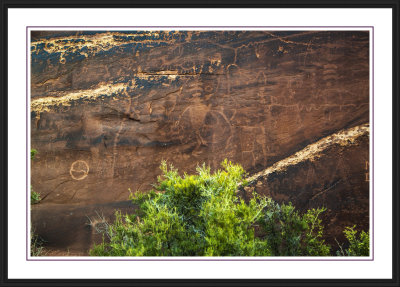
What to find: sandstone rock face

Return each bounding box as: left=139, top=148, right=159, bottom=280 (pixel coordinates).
left=31, top=200, right=136, bottom=255
left=31, top=124, right=370, bottom=255
left=242, top=124, right=370, bottom=247
left=31, top=30, right=369, bottom=205
left=30, top=31, right=370, bottom=255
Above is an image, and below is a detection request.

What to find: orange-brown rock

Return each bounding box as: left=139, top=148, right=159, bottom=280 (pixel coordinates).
left=31, top=201, right=136, bottom=256
left=31, top=124, right=369, bottom=255
left=241, top=124, right=370, bottom=247
left=31, top=31, right=369, bottom=205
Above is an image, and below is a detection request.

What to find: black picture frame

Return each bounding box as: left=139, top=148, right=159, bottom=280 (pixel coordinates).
left=1, top=1, right=399, bottom=286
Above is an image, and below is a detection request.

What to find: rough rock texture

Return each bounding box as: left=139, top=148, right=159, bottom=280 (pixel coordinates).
left=242, top=124, right=370, bottom=247
left=30, top=30, right=370, bottom=255
left=31, top=30, right=369, bottom=205
left=31, top=201, right=136, bottom=255
left=31, top=124, right=370, bottom=255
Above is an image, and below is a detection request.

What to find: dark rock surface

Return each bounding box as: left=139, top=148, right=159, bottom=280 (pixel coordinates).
left=242, top=124, right=370, bottom=247
left=31, top=124, right=369, bottom=255
left=31, top=30, right=369, bottom=205
left=31, top=201, right=137, bottom=256
left=30, top=30, right=370, bottom=255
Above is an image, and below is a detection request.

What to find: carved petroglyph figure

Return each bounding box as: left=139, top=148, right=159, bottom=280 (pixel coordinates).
left=70, top=160, right=89, bottom=180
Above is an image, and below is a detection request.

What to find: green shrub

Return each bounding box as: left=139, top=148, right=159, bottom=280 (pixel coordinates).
left=31, top=190, right=41, bottom=205
left=30, top=149, right=41, bottom=204
left=90, top=160, right=331, bottom=257
left=336, top=226, right=369, bottom=256
left=257, top=201, right=330, bottom=256
left=31, top=148, right=37, bottom=160
left=30, top=226, right=45, bottom=256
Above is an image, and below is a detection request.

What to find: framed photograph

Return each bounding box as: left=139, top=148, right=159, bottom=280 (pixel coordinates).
left=1, top=1, right=399, bottom=286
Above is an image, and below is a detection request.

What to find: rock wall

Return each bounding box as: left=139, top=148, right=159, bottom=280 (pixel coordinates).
left=31, top=200, right=136, bottom=255
left=31, top=30, right=369, bottom=205
left=31, top=124, right=370, bottom=255
left=242, top=124, right=370, bottom=246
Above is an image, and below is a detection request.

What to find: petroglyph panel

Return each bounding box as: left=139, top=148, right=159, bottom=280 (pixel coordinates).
left=31, top=31, right=369, bottom=204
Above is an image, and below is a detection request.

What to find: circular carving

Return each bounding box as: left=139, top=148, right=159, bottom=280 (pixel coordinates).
left=70, top=160, right=89, bottom=180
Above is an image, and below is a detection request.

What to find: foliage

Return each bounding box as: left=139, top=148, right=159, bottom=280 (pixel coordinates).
left=257, top=201, right=330, bottom=256
left=336, top=226, right=369, bottom=256
left=31, top=148, right=37, bottom=160
left=30, top=226, right=45, bottom=256
left=90, top=160, right=331, bottom=257
left=31, top=190, right=41, bottom=205
left=30, top=148, right=41, bottom=204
